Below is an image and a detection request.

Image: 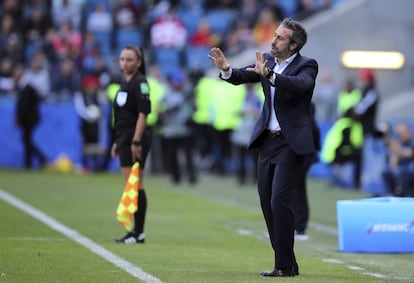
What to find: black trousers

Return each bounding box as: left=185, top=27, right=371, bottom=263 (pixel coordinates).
left=21, top=126, right=46, bottom=169
left=291, top=162, right=312, bottom=233
left=163, top=136, right=197, bottom=183
left=234, top=144, right=258, bottom=184
left=256, top=134, right=304, bottom=269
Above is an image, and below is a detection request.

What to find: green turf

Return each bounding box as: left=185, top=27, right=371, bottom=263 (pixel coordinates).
left=0, top=169, right=412, bottom=282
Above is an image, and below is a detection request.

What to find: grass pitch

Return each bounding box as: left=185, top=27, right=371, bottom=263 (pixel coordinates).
left=0, top=169, right=412, bottom=282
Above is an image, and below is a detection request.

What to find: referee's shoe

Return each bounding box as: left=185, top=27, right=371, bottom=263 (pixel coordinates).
left=114, top=232, right=145, bottom=244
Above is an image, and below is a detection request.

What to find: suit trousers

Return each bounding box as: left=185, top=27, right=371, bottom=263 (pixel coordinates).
left=256, top=133, right=304, bottom=269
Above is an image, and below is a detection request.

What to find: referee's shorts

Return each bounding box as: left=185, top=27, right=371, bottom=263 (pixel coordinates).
left=117, top=128, right=152, bottom=168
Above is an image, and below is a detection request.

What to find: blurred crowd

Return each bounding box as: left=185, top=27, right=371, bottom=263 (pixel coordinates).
left=315, top=68, right=414, bottom=197
left=0, top=0, right=338, bottom=102
left=7, top=0, right=413, bottom=197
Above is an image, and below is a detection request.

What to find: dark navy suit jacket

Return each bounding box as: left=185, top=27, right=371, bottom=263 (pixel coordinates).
left=222, top=53, right=318, bottom=155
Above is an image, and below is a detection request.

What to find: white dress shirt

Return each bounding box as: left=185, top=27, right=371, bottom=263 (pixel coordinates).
left=267, top=53, right=297, bottom=131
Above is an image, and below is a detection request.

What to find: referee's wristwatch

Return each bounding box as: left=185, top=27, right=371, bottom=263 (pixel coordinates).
left=265, top=67, right=274, bottom=79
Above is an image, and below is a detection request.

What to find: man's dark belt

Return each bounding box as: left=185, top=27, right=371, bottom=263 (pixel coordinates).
left=266, top=129, right=283, bottom=138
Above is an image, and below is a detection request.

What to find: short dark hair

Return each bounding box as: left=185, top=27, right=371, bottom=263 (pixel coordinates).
left=281, top=18, right=308, bottom=53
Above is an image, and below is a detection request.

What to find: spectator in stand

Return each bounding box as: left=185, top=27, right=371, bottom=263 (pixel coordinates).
left=150, top=4, right=187, bottom=77
left=230, top=83, right=262, bottom=185
left=21, top=4, right=53, bottom=63
left=337, top=78, right=361, bottom=118
left=0, top=57, right=15, bottom=95
left=1, top=0, right=23, bottom=31
left=40, top=28, right=59, bottom=66
left=188, top=18, right=217, bottom=48
left=263, top=0, right=285, bottom=22
left=251, top=8, right=279, bottom=46
left=113, top=0, right=144, bottom=57
left=239, top=0, right=263, bottom=27
left=85, top=2, right=113, bottom=63
left=223, top=18, right=253, bottom=57
left=294, top=0, right=332, bottom=21
left=81, top=32, right=110, bottom=79
left=51, top=57, right=81, bottom=101
left=381, top=122, right=414, bottom=197
left=0, top=33, right=23, bottom=68
left=22, top=3, right=52, bottom=44
left=352, top=69, right=379, bottom=138
left=350, top=68, right=380, bottom=188
left=204, top=0, right=239, bottom=11
left=293, top=0, right=318, bottom=21
left=150, top=5, right=187, bottom=49
left=158, top=72, right=198, bottom=185
left=291, top=103, right=320, bottom=240
left=81, top=32, right=99, bottom=70
left=146, top=64, right=167, bottom=174
left=0, top=14, right=20, bottom=56
left=52, top=0, right=82, bottom=30
left=86, top=2, right=113, bottom=34
left=190, top=71, right=216, bottom=173
left=74, top=75, right=105, bottom=173
left=209, top=80, right=245, bottom=176
left=313, top=69, right=337, bottom=124
left=22, top=0, right=50, bottom=18
left=113, top=0, right=142, bottom=30
left=321, top=108, right=364, bottom=188
left=51, top=21, right=82, bottom=61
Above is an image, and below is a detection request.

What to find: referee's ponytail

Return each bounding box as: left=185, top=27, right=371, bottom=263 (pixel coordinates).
left=138, top=47, right=146, bottom=76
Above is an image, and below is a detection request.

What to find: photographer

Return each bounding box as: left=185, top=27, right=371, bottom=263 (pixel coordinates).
left=381, top=122, right=414, bottom=197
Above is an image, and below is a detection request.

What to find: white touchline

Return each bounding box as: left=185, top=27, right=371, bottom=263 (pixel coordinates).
left=0, top=189, right=163, bottom=283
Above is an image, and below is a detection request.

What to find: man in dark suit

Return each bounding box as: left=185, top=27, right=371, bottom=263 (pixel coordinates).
left=14, top=65, right=47, bottom=169
left=209, top=18, right=318, bottom=277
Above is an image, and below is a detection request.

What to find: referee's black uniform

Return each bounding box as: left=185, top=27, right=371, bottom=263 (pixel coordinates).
left=113, top=71, right=152, bottom=242
left=113, top=72, right=152, bottom=167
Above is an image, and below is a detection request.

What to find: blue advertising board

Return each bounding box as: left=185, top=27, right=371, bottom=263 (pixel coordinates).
left=337, top=197, right=414, bottom=253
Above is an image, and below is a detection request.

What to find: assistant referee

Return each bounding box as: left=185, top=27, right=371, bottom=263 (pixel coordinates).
left=111, top=45, right=152, bottom=244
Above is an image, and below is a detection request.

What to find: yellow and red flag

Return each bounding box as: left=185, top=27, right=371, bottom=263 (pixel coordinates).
left=116, top=162, right=139, bottom=231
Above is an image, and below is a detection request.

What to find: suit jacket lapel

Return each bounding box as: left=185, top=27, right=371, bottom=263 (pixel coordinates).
left=281, top=53, right=301, bottom=75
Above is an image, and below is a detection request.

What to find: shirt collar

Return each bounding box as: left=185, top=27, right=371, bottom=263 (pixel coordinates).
left=275, top=53, right=298, bottom=65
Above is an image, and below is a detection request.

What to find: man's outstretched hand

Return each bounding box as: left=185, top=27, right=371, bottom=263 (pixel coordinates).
left=208, top=47, right=231, bottom=71
left=246, top=51, right=268, bottom=76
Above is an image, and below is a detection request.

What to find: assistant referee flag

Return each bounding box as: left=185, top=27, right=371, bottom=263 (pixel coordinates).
left=116, top=162, right=139, bottom=231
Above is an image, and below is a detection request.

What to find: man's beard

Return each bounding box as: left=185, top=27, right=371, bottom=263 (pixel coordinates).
left=270, top=43, right=290, bottom=59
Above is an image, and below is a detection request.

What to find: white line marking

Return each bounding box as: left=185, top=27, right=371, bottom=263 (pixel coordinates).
left=0, top=189, right=163, bottom=283
left=348, top=265, right=365, bottom=271
left=322, top=258, right=344, bottom=264
left=309, top=222, right=338, bottom=235
left=236, top=228, right=253, bottom=236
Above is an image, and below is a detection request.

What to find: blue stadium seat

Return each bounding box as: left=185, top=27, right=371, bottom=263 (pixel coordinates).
left=115, top=27, right=143, bottom=55
left=154, top=47, right=182, bottom=78
left=92, top=31, right=112, bottom=65
left=178, top=5, right=204, bottom=36
left=185, top=46, right=212, bottom=72
left=84, top=0, right=111, bottom=18
left=205, top=9, right=237, bottom=35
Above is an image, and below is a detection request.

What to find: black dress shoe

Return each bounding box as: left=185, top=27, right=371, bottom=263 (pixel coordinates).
left=260, top=268, right=295, bottom=277
left=294, top=263, right=299, bottom=275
